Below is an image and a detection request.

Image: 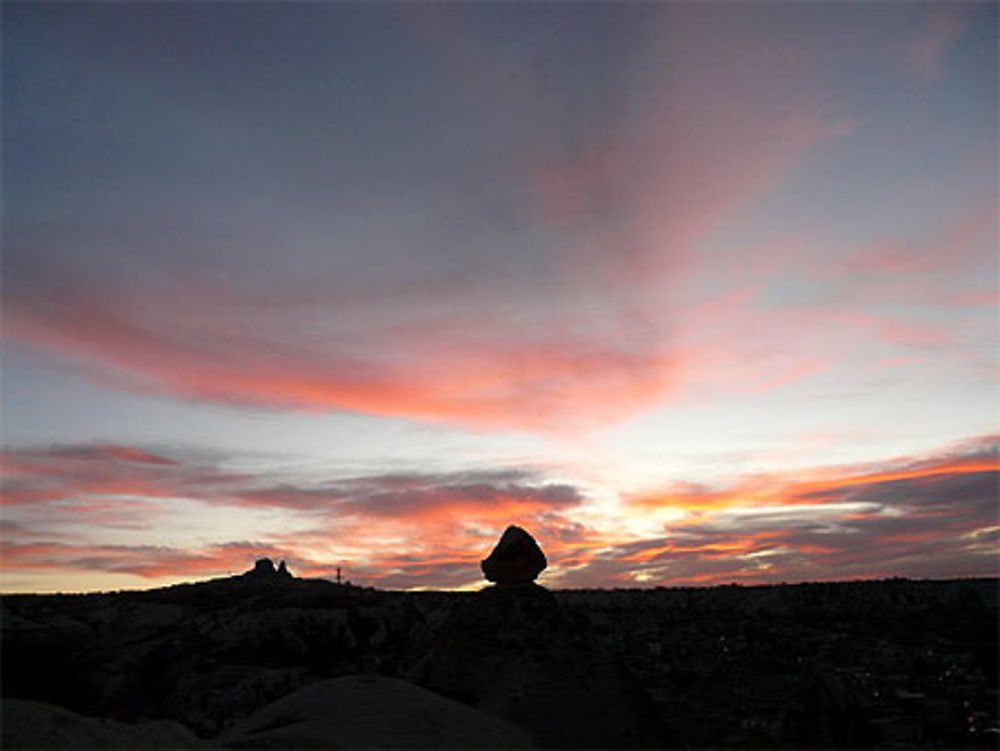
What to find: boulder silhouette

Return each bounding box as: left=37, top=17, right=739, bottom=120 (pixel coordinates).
left=480, top=526, right=546, bottom=584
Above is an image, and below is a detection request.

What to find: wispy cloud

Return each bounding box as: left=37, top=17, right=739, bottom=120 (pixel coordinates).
left=1, top=444, right=581, bottom=518
left=2, top=4, right=854, bottom=434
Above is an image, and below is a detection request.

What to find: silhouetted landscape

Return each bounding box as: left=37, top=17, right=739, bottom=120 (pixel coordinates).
left=5, top=3, right=998, bottom=747
left=2, top=527, right=997, bottom=748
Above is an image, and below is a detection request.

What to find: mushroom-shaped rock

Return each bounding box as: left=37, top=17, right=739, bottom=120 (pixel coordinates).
left=481, top=525, right=546, bottom=584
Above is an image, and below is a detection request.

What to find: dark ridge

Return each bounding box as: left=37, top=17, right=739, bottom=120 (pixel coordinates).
left=1, top=541, right=997, bottom=748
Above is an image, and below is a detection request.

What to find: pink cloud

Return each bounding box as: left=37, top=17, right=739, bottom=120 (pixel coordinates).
left=840, top=204, right=994, bottom=277
left=5, top=283, right=683, bottom=432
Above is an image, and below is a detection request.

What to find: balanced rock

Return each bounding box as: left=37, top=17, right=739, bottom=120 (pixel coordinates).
left=480, top=525, right=547, bottom=585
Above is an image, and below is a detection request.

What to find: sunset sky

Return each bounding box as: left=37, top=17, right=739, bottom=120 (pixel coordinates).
left=2, top=2, right=997, bottom=593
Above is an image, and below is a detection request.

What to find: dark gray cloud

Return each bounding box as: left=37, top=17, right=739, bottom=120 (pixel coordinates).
left=2, top=443, right=583, bottom=523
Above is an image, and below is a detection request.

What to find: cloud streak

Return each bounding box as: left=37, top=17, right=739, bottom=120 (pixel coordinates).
left=602, top=435, right=999, bottom=586
left=2, top=436, right=995, bottom=590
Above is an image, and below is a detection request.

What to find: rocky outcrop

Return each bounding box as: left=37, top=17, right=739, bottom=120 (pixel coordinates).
left=219, top=674, right=532, bottom=748
left=480, top=526, right=546, bottom=585
left=249, top=559, right=276, bottom=577
left=243, top=558, right=293, bottom=582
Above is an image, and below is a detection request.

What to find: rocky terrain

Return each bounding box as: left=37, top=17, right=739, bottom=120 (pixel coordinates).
left=2, top=529, right=997, bottom=748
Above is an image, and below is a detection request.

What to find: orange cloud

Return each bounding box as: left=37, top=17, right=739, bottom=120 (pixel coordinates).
left=607, top=437, right=998, bottom=586
left=5, top=292, right=682, bottom=432
left=632, top=438, right=999, bottom=517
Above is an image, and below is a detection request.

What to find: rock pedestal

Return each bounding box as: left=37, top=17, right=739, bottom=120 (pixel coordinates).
left=414, top=526, right=642, bottom=748
left=480, top=526, right=547, bottom=585
left=413, top=584, right=642, bottom=748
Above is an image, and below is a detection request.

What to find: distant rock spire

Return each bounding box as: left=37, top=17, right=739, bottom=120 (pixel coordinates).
left=277, top=560, right=291, bottom=579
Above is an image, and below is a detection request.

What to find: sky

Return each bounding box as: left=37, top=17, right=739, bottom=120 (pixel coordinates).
left=2, top=1, right=997, bottom=593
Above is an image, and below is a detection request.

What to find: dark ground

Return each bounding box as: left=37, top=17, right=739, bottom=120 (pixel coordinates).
left=1, top=573, right=996, bottom=748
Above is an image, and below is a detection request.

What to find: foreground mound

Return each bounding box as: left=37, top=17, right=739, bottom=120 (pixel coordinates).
left=219, top=674, right=533, bottom=748
left=1, top=699, right=207, bottom=749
